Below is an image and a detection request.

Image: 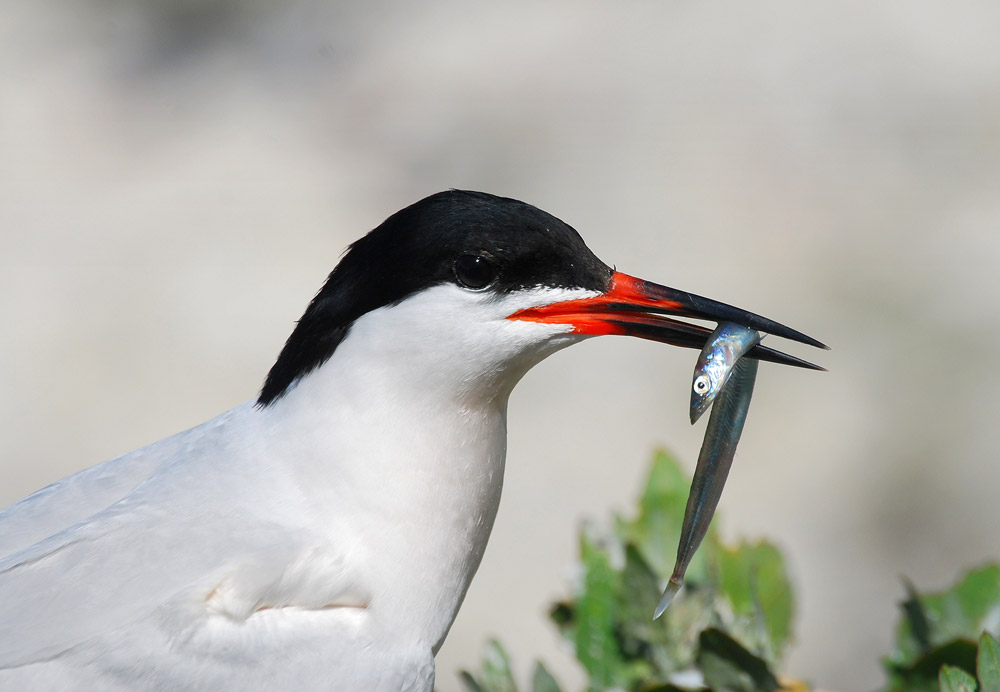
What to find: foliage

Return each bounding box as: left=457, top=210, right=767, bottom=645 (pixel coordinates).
left=458, top=451, right=1000, bottom=692
left=883, top=566, right=1000, bottom=692
left=459, top=450, right=795, bottom=692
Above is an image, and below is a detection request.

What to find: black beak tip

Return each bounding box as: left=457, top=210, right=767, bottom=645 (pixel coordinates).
left=778, top=328, right=829, bottom=351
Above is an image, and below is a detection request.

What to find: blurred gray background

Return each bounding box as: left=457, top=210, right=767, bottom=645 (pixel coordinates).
left=2, top=1, right=999, bottom=689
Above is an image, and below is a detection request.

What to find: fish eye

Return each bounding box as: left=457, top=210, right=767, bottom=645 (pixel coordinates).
left=454, top=254, right=496, bottom=290
left=693, top=375, right=711, bottom=395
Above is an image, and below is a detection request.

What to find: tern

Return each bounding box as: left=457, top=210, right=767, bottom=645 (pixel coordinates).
left=0, top=190, right=824, bottom=691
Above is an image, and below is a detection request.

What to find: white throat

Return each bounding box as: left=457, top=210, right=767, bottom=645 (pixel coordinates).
left=255, top=283, right=595, bottom=650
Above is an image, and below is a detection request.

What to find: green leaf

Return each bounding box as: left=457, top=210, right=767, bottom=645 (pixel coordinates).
left=616, top=543, right=685, bottom=677
left=947, top=564, right=1000, bottom=633
left=531, top=662, right=562, bottom=692
left=902, top=578, right=933, bottom=652
left=575, top=532, right=626, bottom=690
left=939, top=664, right=977, bottom=692
left=715, top=539, right=794, bottom=663
left=458, top=670, right=486, bottom=692
left=890, top=565, right=1000, bottom=669
left=913, top=639, right=978, bottom=677
left=616, top=541, right=718, bottom=675
left=617, top=544, right=666, bottom=652
left=619, top=450, right=716, bottom=583
left=697, top=627, right=781, bottom=692
left=979, top=632, right=1000, bottom=692
left=887, top=639, right=979, bottom=692
left=479, top=640, right=518, bottom=692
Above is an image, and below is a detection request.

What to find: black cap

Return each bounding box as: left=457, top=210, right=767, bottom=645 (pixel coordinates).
left=258, top=190, right=612, bottom=406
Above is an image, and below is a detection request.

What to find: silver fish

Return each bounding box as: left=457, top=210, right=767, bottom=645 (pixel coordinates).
left=689, top=323, right=763, bottom=424
left=655, top=354, right=759, bottom=618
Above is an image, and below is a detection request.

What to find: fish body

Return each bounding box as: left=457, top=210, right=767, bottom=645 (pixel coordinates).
left=656, top=353, right=759, bottom=618
left=689, top=323, right=762, bottom=424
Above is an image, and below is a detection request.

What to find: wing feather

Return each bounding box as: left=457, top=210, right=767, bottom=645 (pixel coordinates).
left=0, top=406, right=365, bottom=671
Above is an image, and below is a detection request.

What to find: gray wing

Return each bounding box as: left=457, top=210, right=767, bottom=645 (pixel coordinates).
left=0, top=442, right=176, bottom=558
left=0, top=491, right=304, bottom=668
left=0, top=405, right=367, bottom=676
left=0, top=409, right=314, bottom=669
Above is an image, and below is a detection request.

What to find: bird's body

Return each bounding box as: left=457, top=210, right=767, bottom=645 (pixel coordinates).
left=0, top=191, right=823, bottom=690
left=0, top=284, right=589, bottom=691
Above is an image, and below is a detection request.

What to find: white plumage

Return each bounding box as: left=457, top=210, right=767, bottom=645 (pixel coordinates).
left=0, top=284, right=592, bottom=691
left=0, top=189, right=822, bottom=691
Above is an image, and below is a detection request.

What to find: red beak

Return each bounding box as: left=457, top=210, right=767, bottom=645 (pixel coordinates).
left=508, top=272, right=826, bottom=369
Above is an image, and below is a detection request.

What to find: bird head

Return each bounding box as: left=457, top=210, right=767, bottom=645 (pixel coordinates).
left=258, top=190, right=824, bottom=408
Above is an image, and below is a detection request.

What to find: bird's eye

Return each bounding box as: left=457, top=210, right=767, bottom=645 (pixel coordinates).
left=454, top=254, right=496, bottom=290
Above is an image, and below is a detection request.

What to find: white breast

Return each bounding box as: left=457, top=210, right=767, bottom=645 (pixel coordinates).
left=0, top=283, right=595, bottom=691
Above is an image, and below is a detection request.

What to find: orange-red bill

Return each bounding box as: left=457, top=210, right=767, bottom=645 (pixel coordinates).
left=509, top=272, right=826, bottom=369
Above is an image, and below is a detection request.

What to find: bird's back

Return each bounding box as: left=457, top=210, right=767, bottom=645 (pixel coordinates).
left=0, top=420, right=202, bottom=559
left=0, top=403, right=436, bottom=691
